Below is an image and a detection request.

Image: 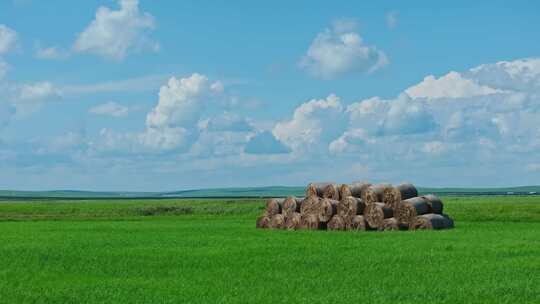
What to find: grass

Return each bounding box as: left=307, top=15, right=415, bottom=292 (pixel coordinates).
left=0, top=196, right=539, bottom=303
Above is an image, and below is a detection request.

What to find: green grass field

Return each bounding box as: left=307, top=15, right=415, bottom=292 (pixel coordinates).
left=1, top=196, right=539, bottom=303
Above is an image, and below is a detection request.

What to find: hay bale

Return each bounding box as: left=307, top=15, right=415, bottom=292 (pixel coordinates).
left=339, top=184, right=352, bottom=198
left=382, top=183, right=418, bottom=210
left=327, top=215, right=347, bottom=231
left=306, top=182, right=339, bottom=200
left=380, top=217, right=408, bottom=231
left=284, top=212, right=302, bottom=230
left=362, top=183, right=392, bottom=205
left=265, top=198, right=284, bottom=216
left=348, top=215, right=367, bottom=231
left=323, top=183, right=340, bottom=200
left=422, top=194, right=443, bottom=214
left=364, top=202, right=393, bottom=229
left=395, top=197, right=430, bottom=226
left=349, top=181, right=372, bottom=198
left=337, top=196, right=365, bottom=219
left=319, top=198, right=339, bottom=222
left=269, top=214, right=285, bottom=229
left=256, top=215, right=271, bottom=229
left=411, top=213, right=454, bottom=230
left=300, top=214, right=323, bottom=230
left=282, top=196, right=304, bottom=217
left=300, top=195, right=320, bottom=216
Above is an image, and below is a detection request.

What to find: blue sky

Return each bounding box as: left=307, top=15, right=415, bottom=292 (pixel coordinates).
left=1, top=0, right=539, bottom=191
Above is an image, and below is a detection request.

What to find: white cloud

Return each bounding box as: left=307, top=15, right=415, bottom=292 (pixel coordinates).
left=73, top=0, right=158, bottom=60
left=329, top=128, right=374, bottom=154
left=89, top=102, right=129, bottom=117
left=300, top=21, right=388, bottom=79
left=386, top=11, right=398, bottom=29
left=35, top=45, right=69, bottom=60
left=11, top=82, right=62, bottom=116
left=0, top=25, right=18, bottom=55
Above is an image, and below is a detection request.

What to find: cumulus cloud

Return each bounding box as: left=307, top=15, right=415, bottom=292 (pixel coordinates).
left=244, top=131, right=290, bottom=155
left=73, top=0, right=158, bottom=60
left=0, top=25, right=18, bottom=55
left=300, top=20, right=388, bottom=79
left=89, top=102, right=129, bottom=117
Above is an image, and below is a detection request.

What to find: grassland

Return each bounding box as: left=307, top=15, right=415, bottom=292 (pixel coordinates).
left=0, top=196, right=539, bottom=303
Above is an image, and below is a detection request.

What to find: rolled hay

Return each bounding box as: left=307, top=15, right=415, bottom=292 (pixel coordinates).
left=380, top=217, right=409, bottom=231
left=300, top=214, right=322, bottom=230
left=382, top=183, right=418, bottom=210
left=411, top=213, right=454, bottom=230
left=256, top=215, right=271, bottom=229
left=284, top=212, right=302, bottom=230
left=300, top=195, right=321, bottom=216
left=348, top=215, right=367, bottom=231
left=265, top=198, right=285, bottom=216
left=339, top=184, right=352, bottom=198
left=348, top=181, right=372, bottom=198
left=327, top=215, right=347, bottom=231
left=362, top=183, right=392, bottom=205
left=282, top=196, right=304, bottom=217
left=422, top=194, right=444, bottom=214
left=306, top=182, right=332, bottom=198
left=364, top=202, right=394, bottom=229
left=337, top=196, right=366, bottom=219
left=323, top=183, right=340, bottom=200
left=318, top=198, right=339, bottom=222
left=395, top=197, right=430, bottom=226
left=269, top=214, right=286, bottom=229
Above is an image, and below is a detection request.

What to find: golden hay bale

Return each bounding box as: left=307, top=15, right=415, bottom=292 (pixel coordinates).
left=395, top=197, right=430, bottom=226
left=300, top=195, right=320, bottom=216
left=380, top=217, right=409, bottom=231
left=422, top=194, right=444, bottom=214
left=327, top=215, right=347, bottom=231
left=364, top=202, right=394, bottom=229
left=411, top=214, right=454, bottom=230
left=362, top=183, right=392, bottom=205
left=300, top=214, right=321, bottom=230
left=265, top=198, right=284, bottom=216
left=337, top=196, right=365, bottom=219
left=306, top=182, right=340, bottom=200
left=348, top=215, right=367, bottom=231
left=282, top=196, right=304, bottom=217
left=256, top=215, right=271, bottom=229
left=382, top=183, right=418, bottom=210
left=284, top=212, right=302, bottom=230
left=319, top=198, right=339, bottom=222
left=269, top=214, right=286, bottom=229
left=339, top=184, right=352, bottom=198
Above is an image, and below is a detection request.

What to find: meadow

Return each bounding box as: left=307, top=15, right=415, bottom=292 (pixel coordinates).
left=0, top=196, right=539, bottom=303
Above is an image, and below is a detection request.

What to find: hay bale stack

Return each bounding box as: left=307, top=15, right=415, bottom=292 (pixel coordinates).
left=349, top=182, right=372, bottom=198
left=395, top=197, right=430, bottom=226
left=269, top=214, right=285, bottom=229
left=382, top=183, right=418, bottom=210
left=337, top=196, right=365, bottom=219
left=422, top=194, right=443, bottom=214
left=300, top=214, right=323, bottom=230
left=282, top=196, right=304, bottom=217
left=265, top=198, right=284, bottom=216
left=362, top=183, right=392, bottom=205
left=306, top=182, right=340, bottom=200
left=327, top=215, right=347, bottom=231
left=319, top=198, right=339, bottom=222
left=411, top=214, right=454, bottom=230
left=364, top=202, right=393, bottom=229
left=348, top=215, right=367, bottom=231
left=339, top=184, right=352, bottom=198
left=284, top=212, right=302, bottom=230
left=300, top=196, right=320, bottom=216
left=256, top=215, right=271, bottom=229
left=381, top=218, right=408, bottom=231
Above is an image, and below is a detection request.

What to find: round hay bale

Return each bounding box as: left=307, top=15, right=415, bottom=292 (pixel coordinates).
left=300, top=214, right=321, bottom=230
left=339, top=184, right=352, bottom=198
left=362, top=183, right=392, bottom=205
left=337, top=196, right=365, bottom=219
left=327, top=215, right=347, bottom=231
left=306, top=182, right=333, bottom=198
left=348, top=215, right=367, bottom=231
left=422, top=194, right=443, bottom=214
left=284, top=212, right=302, bottom=230
left=397, top=183, right=418, bottom=200
left=411, top=213, right=454, bottom=230
left=395, top=197, right=430, bottom=226
left=282, top=196, right=304, bottom=217
left=323, top=183, right=340, bottom=200
left=364, top=202, right=393, bottom=229
left=256, top=215, right=271, bottom=229
left=382, top=183, right=418, bottom=210
left=300, top=195, right=320, bottom=216
left=269, top=214, right=285, bottom=229
left=381, top=217, right=408, bottom=231
left=319, top=198, right=339, bottom=222
left=348, top=181, right=371, bottom=198
left=265, top=198, right=284, bottom=216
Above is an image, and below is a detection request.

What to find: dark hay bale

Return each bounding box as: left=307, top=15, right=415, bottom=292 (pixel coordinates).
left=327, top=215, right=347, bottom=231
left=348, top=181, right=372, bottom=198
left=265, top=198, right=284, bottom=216
left=411, top=214, right=454, bottom=230
left=380, top=217, right=409, bottom=231
left=337, top=196, right=365, bottom=219
left=382, top=183, right=418, bottom=210
left=362, top=183, right=392, bottom=205
left=256, top=215, right=271, bottom=229
left=364, top=202, right=393, bottom=229
left=395, top=197, right=430, bottom=226
left=300, top=195, right=320, bottom=216
left=348, top=215, right=367, bottom=231
left=269, top=214, right=286, bottom=229
left=300, top=214, right=322, bottom=230
left=284, top=212, right=302, bottom=230
left=319, top=198, right=339, bottom=222
left=422, top=194, right=444, bottom=214
left=282, top=196, right=304, bottom=217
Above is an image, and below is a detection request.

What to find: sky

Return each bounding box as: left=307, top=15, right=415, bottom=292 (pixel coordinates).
left=1, top=0, right=540, bottom=191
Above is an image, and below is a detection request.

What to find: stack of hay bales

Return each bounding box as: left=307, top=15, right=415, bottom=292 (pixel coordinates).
left=256, top=182, right=454, bottom=231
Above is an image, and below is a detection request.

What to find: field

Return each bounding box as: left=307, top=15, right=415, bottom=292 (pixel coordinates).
left=1, top=196, right=539, bottom=303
